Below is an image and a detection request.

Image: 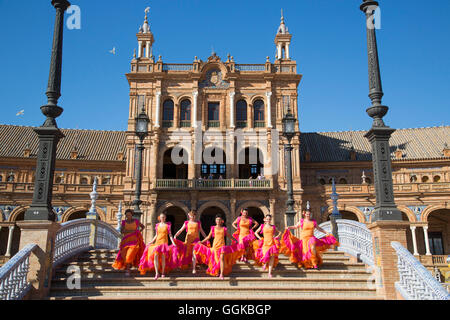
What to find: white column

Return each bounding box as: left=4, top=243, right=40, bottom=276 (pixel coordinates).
left=5, top=225, right=15, bottom=257
left=154, top=91, right=161, bottom=127
left=277, top=44, right=282, bottom=60
left=138, top=41, right=143, bottom=58
left=229, top=92, right=235, bottom=128
left=423, top=226, right=432, bottom=255
left=145, top=41, right=150, bottom=58
left=193, top=91, right=198, bottom=128
left=266, top=92, right=272, bottom=128
left=286, top=43, right=290, bottom=59
left=410, top=226, right=419, bottom=255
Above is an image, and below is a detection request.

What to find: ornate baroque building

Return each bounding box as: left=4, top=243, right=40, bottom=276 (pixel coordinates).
left=0, top=12, right=449, bottom=271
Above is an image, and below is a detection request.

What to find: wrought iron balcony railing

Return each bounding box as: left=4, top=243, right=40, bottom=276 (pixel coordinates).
left=155, top=179, right=273, bottom=190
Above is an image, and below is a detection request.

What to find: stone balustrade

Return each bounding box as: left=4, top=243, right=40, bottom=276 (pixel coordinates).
left=316, top=219, right=374, bottom=266
left=155, top=178, right=273, bottom=190
left=0, top=182, right=124, bottom=195
left=391, top=241, right=450, bottom=300
left=0, top=243, right=36, bottom=300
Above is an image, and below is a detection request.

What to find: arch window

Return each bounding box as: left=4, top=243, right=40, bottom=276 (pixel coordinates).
left=80, top=177, right=89, bottom=185
left=253, top=100, right=265, bottom=127
left=339, top=178, right=348, bottom=184
left=180, top=99, right=191, bottom=127
left=162, top=99, right=174, bottom=128
left=433, top=175, right=441, bottom=183
left=421, top=176, right=429, bottom=183
left=236, top=100, right=247, bottom=128
left=410, top=175, right=417, bottom=183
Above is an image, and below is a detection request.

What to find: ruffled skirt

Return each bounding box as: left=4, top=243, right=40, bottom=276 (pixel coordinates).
left=173, top=238, right=200, bottom=270
left=193, top=242, right=241, bottom=277
left=112, top=233, right=145, bottom=270
left=253, top=238, right=280, bottom=268
left=280, top=230, right=338, bottom=269
left=138, top=243, right=179, bottom=275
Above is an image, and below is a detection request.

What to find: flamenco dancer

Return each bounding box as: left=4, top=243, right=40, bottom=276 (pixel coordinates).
left=112, top=209, right=145, bottom=276
left=139, top=212, right=177, bottom=279
left=253, top=214, right=281, bottom=278
left=232, top=208, right=259, bottom=262
left=193, top=215, right=240, bottom=279
left=173, top=210, right=207, bottom=274
left=281, top=208, right=338, bottom=269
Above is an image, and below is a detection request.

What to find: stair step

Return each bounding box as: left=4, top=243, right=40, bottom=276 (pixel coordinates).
left=48, top=286, right=378, bottom=300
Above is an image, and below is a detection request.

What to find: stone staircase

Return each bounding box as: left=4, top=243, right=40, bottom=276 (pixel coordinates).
left=48, top=249, right=380, bottom=300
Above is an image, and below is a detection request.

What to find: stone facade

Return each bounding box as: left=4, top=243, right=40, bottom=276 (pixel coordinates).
left=0, top=12, right=449, bottom=267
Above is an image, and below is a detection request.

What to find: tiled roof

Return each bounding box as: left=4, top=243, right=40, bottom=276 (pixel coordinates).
left=0, top=125, right=127, bottom=161
left=300, top=126, right=450, bottom=162
left=1, top=124, right=448, bottom=163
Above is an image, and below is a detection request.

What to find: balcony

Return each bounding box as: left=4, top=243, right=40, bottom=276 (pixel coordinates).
left=155, top=179, right=273, bottom=190
left=319, top=182, right=450, bottom=196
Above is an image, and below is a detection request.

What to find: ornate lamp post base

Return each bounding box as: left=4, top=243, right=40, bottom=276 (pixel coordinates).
left=25, top=126, right=65, bottom=221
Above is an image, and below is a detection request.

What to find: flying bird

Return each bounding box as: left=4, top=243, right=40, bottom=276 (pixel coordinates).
left=16, top=109, right=24, bottom=116
left=109, top=47, right=116, bottom=55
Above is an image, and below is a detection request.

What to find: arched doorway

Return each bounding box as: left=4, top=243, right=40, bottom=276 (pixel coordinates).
left=200, top=206, right=227, bottom=245
left=400, top=211, right=414, bottom=254
left=202, top=147, right=226, bottom=179
left=164, top=206, right=187, bottom=240
left=163, top=148, right=188, bottom=179
left=427, top=209, right=450, bottom=255
left=66, top=210, right=89, bottom=221
left=327, top=210, right=359, bottom=222
left=238, top=147, right=264, bottom=179
left=247, top=207, right=265, bottom=227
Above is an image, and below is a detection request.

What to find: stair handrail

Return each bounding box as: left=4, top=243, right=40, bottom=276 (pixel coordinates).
left=53, top=219, right=92, bottom=267
left=95, top=220, right=121, bottom=250
left=391, top=241, right=450, bottom=300
left=0, top=243, right=37, bottom=300
left=53, top=218, right=120, bottom=268
left=316, top=219, right=374, bottom=266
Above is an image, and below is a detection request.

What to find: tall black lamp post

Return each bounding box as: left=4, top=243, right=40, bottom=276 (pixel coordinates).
left=360, top=0, right=401, bottom=221
left=282, top=105, right=297, bottom=229
left=132, top=106, right=149, bottom=221
left=25, top=0, right=71, bottom=221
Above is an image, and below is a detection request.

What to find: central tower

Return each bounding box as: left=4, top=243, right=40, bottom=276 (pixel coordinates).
left=124, top=9, right=303, bottom=242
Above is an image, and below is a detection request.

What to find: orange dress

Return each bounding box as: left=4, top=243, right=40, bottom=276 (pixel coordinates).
left=232, top=217, right=256, bottom=260
left=254, top=224, right=280, bottom=267
left=281, top=219, right=338, bottom=269
left=112, top=219, right=144, bottom=270
left=193, top=226, right=240, bottom=277
left=174, top=221, right=201, bottom=269
left=139, top=222, right=177, bottom=275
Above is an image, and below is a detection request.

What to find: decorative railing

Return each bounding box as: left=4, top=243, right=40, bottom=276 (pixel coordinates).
left=162, top=120, right=173, bottom=128
left=53, top=219, right=120, bottom=268
left=254, top=121, right=265, bottom=128
left=163, top=64, right=193, bottom=71
left=236, top=121, right=247, bottom=128
left=180, top=120, right=191, bottom=128
left=316, top=219, right=374, bottom=266
left=95, top=220, right=121, bottom=250
left=0, top=244, right=36, bottom=300
left=53, top=219, right=92, bottom=267
left=155, top=179, right=273, bottom=190
left=208, top=121, right=220, bottom=128
left=235, top=64, right=266, bottom=72
left=391, top=241, right=450, bottom=300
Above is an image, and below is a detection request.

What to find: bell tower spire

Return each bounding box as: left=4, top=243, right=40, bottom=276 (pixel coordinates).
left=136, top=7, right=154, bottom=60
left=275, top=9, right=292, bottom=60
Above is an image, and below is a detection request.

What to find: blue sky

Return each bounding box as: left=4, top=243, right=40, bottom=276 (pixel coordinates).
left=0, top=0, right=449, bottom=133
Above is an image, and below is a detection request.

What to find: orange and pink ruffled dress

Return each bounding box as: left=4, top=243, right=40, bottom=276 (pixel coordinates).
left=280, top=219, right=338, bottom=269
left=232, top=217, right=257, bottom=261
left=173, top=220, right=202, bottom=270
left=138, top=222, right=178, bottom=275
left=112, top=219, right=145, bottom=270
left=193, top=226, right=241, bottom=277
left=253, top=224, right=280, bottom=268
